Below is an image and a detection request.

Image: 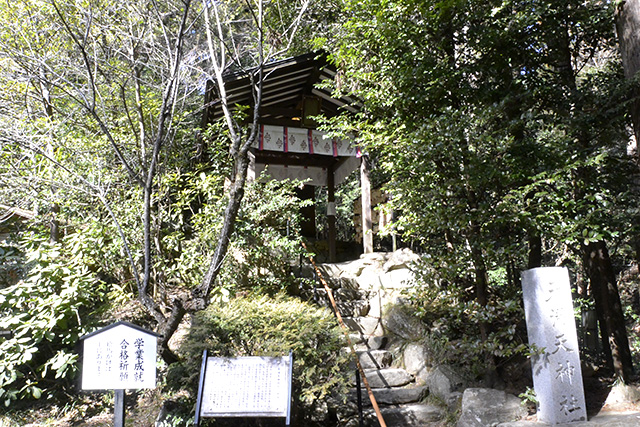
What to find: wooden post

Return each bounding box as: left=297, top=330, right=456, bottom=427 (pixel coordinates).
left=114, top=389, right=125, bottom=427
left=194, top=350, right=209, bottom=427
left=360, top=156, right=373, bottom=253
left=327, top=164, right=337, bottom=263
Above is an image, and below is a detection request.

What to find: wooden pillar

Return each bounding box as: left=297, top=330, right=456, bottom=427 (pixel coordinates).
left=360, top=156, right=373, bottom=253
left=114, top=389, right=125, bottom=427
left=50, top=203, right=60, bottom=243
left=328, top=164, right=337, bottom=263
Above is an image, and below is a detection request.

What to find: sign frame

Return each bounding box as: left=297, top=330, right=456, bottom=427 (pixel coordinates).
left=194, top=350, right=294, bottom=427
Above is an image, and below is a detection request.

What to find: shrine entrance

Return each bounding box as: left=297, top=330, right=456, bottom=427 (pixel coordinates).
left=203, top=53, right=374, bottom=262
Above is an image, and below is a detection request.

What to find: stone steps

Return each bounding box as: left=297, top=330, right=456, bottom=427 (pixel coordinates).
left=354, top=349, right=393, bottom=370
left=300, top=252, right=529, bottom=426
left=338, top=309, right=441, bottom=426
left=302, top=287, right=371, bottom=317
left=355, top=368, right=414, bottom=389
left=345, top=403, right=445, bottom=427
left=348, top=384, right=428, bottom=406
left=375, top=404, right=445, bottom=426
left=300, top=252, right=447, bottom=426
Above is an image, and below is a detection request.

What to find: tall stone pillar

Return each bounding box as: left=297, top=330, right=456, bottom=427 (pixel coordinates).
left=521, top=267, right=587, bottom=424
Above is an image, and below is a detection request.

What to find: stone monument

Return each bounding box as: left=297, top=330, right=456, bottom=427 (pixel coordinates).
left=521, top=267, right=587, bottom=424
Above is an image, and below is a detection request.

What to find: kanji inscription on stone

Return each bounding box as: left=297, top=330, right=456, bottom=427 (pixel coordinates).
left=522, top=267, right=587, bottom=424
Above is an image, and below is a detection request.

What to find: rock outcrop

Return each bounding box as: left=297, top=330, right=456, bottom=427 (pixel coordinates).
left=457, top=388, right=527, bottom=427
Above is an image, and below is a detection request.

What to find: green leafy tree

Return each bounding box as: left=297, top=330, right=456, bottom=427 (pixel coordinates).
left=0, top=1, right=307, bottom=361
left=313, top=0, right=637, bottom=379
left=0, top=0, right=313, bottom=404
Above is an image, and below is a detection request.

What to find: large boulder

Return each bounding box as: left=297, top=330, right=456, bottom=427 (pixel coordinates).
left=382, top=248, right=420, bottom=272
left=604, top=382, right=640, bottom=407
left=425, top=365, right=465, bottom=400
left=457, top=388, right=527, bottom=427
left=403, top=342, right=428, bottom=377
left=382, top=304, right=427, bottom=341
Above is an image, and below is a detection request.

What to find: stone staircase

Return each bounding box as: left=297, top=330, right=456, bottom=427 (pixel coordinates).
left=300, top=251, right=447, bottom=426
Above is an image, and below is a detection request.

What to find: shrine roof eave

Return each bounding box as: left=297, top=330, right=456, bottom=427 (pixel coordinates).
left=202, top=52, right=360, bottom=125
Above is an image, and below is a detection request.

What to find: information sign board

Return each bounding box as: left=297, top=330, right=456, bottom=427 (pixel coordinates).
left=80, top=322, right=159, bottom=390
left=195, top=351, right=293, bottom=426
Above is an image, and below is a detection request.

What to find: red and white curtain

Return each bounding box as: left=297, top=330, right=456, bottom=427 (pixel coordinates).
left=254, top=125, right=360, bottom=157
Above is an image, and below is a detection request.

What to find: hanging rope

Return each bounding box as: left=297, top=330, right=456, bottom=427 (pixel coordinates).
left=301, top=241, right=387, bottom=427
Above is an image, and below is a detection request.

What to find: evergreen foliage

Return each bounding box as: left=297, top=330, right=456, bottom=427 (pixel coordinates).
left=313, top=0, right=639, bottom=378
left=0, top=229, right=107, bottom=405
left=167, top=294, right=349, bottom=425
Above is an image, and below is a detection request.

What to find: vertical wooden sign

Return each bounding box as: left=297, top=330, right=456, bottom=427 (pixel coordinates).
left=80, top=322, right=160, bottom=427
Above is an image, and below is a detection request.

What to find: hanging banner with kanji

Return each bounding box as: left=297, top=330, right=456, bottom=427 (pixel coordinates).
left=255, top=125, right=358, bottom=157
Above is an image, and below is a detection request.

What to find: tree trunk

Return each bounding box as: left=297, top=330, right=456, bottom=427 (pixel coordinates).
left=616, top=0, right=640, bottom=161
left=616, top=2, right=640, bottom=323
left=50, top=203, right=60, bottom=243
left=527, top=233, right=542, bottom=269
left=471, top=240, right=490, bottom=342
left=584, top=240, right=634, bottom=382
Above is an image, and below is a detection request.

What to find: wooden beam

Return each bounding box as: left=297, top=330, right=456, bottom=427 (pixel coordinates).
left=114, top=389, right=126, bottom=427
left=253, top=151, right=344, bottom=169
left=360, top=156, right=373, bottom=253
left=255, top=117, right=306, bottom=128
left=258, top=107, right=301, bottom=118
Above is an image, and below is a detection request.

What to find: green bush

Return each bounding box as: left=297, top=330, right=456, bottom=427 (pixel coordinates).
left=220, top=178, right=313, bottom=295
left=406, top=262, right=528, bottom=379
left=157, top=172, right=312, bottom=300
left=167, top=294, right=349, bottom=425
left=0, top=231, right=106, bottom=406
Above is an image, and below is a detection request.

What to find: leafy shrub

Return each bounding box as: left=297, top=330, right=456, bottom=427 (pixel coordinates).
left=405, top=261, right=528, bottom=379
left=222, top=178, right=312, bottom=294
left=0, top=231, right=106, bottom=406
left=160, top=173, right=312, bottom=298
left=0, top=238, right=23, bottom=288
left=167, top=294, right=349, bottom=425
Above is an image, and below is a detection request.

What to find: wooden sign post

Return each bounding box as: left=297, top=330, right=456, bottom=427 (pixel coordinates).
left=80, top=322, right=160, bottom=427
left=194, top=351, right=293, bottom=426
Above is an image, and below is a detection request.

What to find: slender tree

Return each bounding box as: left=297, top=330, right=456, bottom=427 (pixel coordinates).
left=0, top=0, right=311, bottom=363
